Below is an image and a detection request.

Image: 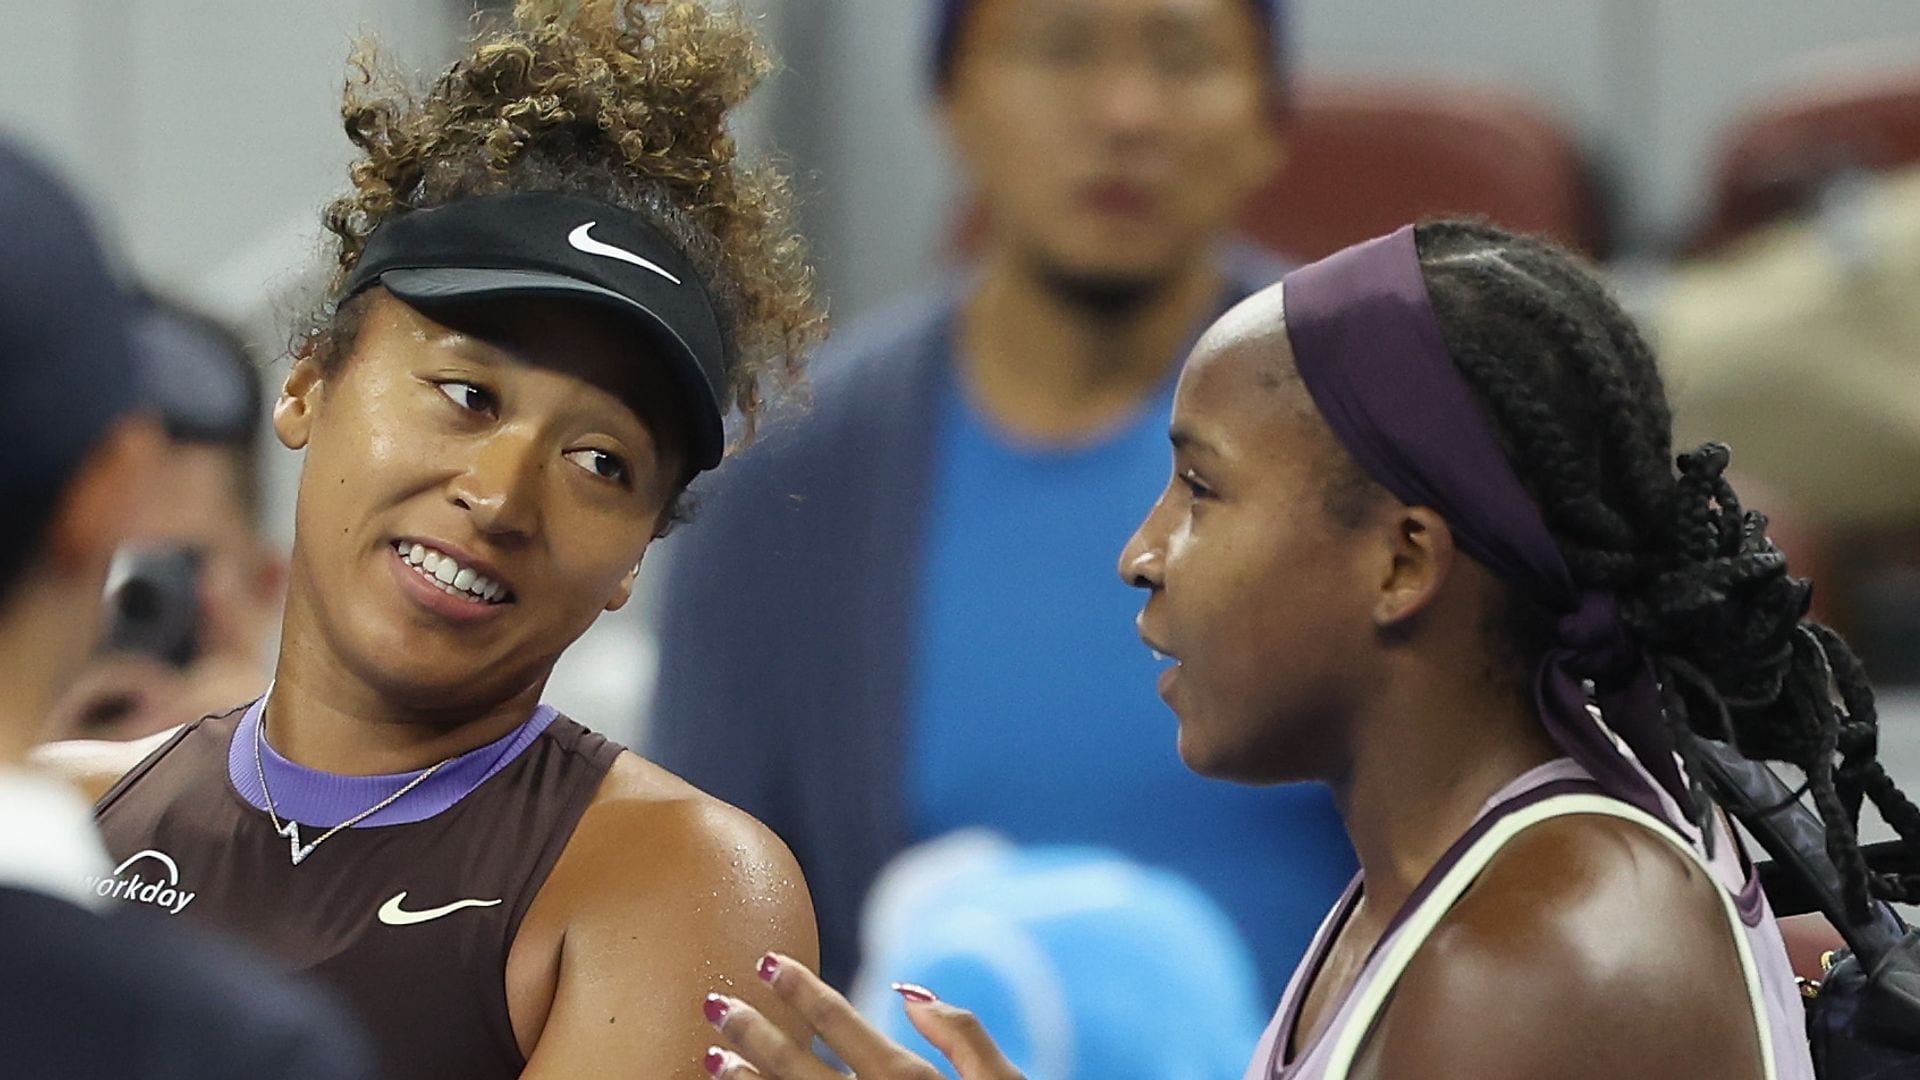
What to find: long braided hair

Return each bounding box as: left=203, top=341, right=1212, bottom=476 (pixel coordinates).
left=1412, top=218, right=1920, bottom=918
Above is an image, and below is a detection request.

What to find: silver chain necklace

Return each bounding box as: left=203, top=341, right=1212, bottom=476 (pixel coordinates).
left=252, top=703, right=452, bottom=866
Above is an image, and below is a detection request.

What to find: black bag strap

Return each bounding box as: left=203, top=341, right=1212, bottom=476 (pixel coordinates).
left=1687, top=735, right=1908, bottom=964
left=1687, top=736, right=1920, bottom=1054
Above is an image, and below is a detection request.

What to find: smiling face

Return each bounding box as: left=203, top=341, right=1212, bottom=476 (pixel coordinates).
left=944, top=0, right=1279, bottom=291
left=272, top=289, right=689, bottom=714
left=1119, top=287, right=1391, bottom=783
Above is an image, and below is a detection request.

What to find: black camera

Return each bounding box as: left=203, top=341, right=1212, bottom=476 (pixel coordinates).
left=100, top=546, right=204, bottom=668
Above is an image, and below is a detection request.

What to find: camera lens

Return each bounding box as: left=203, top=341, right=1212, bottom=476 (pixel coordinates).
left=118, top=578, right=163, bottom=624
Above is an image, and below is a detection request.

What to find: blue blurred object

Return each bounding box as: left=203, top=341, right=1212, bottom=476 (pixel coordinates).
left=853, top=833, right=1269, bottom=1080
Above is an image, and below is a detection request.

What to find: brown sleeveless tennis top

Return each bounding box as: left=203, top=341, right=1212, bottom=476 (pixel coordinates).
left=93, top=699, right=623, bottom=1080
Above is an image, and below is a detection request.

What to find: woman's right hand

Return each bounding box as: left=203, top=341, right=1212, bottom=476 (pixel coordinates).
left=703, top=953, right=1025, bottom=1080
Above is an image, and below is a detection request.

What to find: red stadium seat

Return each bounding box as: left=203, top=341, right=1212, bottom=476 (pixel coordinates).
left=1693, top=64, right=1920, bottom=252
left=1246, top=77, right=1605, bottom=261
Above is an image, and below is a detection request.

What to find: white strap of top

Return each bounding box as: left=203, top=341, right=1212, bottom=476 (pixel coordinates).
left=1321, top=793, right=1776, bottom=1080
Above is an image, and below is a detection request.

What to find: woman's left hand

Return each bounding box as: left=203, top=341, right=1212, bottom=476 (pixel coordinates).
left=703, top=953, right=1024, bottom=1080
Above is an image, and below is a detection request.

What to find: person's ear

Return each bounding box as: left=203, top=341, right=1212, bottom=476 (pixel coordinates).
left=935, top=75, right=995, bottom=195
left=603, top=561, right=641, bottom=613
left=250, top=545, right=289, bottom=604
left=1239, top=125, right=1285, bottom=201
left=1374, top=507, right=1456, bottom=629
left=272, top=352, right=326, bottom=451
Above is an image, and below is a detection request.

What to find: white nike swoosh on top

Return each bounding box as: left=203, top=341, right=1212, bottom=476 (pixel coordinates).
left=566, top=223, right=683, bottom=284
left=377, top=891, right=503, bottom=927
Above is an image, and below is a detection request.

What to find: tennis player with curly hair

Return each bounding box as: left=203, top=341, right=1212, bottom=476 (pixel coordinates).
left=55, top=3, right=825, bottom=1077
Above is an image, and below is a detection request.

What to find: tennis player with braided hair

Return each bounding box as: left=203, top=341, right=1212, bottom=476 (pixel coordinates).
left=51, top=3, right=824, bottom=1077
left=682, top=219, right=1920, bottom=1078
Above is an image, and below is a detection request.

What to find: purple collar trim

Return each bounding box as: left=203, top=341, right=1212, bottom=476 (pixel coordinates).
left=1281, top=226, right=1688, bottom=829
left=226, top=696, right=558, bottom=828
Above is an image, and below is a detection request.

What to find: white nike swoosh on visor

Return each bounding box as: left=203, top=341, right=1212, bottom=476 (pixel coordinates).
left=376, top=891, right=503, bottom=926
left=566, top=222, right=683, bottom=285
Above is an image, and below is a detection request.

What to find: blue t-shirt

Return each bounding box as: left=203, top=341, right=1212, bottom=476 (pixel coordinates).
left=909, top=360, right=1357, bottom=999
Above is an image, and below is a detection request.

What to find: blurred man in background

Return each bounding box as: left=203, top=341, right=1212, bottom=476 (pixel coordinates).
left=651, top=0, right=1356, bottom=997
left=0, top=139, right=370, bottom=1079
left=47, top=297, right=284, bottom=743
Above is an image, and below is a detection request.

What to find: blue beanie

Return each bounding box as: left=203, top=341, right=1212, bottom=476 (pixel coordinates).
left=931, top=0, right=1285, bottom=89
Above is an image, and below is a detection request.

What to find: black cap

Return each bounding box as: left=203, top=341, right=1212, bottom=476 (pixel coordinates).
left=132, top=300, right=259, bottom=446
left=0, top=140, right=142, bottom=500
left=342, top=192, right=730, bottom=470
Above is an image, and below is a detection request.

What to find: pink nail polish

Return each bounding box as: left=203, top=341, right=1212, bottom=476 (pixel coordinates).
left=704, top=1047, right=727, bottom=1076
left=757, top=952, right=781, bottom=983
left=703, top=993, right=731, bottom=1026
left=892, top=982, right=938, bottom=1004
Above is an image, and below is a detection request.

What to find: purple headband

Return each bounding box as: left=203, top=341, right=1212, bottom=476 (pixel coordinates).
left=1282, top=226, right=1687, bottom=828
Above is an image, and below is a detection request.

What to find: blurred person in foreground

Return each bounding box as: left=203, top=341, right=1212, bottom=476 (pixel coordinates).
left=0, top=140, right=372, bottom=1079
left=649, top=0, right=1355, bottom=997
left=43, top=3, right=826, bottom=1077
left=47, top=296, right=285, bottom=743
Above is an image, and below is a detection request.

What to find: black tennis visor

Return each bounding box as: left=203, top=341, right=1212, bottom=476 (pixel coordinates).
left=341, top=192, right=730, bottom=470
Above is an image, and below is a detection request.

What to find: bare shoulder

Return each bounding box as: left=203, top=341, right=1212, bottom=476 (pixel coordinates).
left=28, top=726, right=181, bottom=803
left=508, top=750, right=817, bottom=1073
left=517, top=750, right=816, bottom=972
left=1362, top=814, right=1765, bottom=1080
left=566, top=750, right=811, bottom=908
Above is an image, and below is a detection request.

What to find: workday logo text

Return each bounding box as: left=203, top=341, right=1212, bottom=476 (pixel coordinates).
left=83, top=849, right=197, bottom=915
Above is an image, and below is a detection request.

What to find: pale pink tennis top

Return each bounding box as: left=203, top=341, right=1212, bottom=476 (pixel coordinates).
left=1245, top=758, right=1815, bottom=1080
